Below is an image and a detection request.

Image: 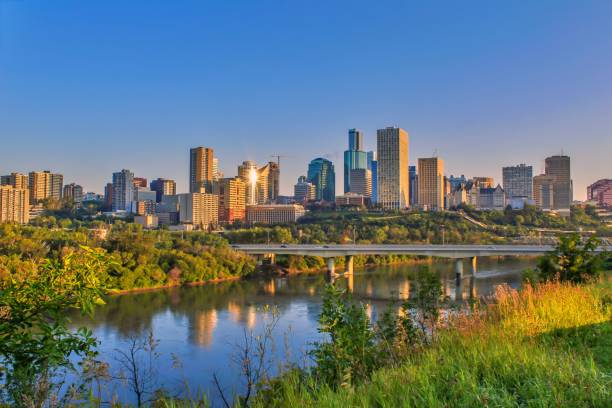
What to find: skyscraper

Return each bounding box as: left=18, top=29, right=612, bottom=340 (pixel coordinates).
left=112, top=169, right=134, bottom=211
left=150, top=178, right=177, bottom=203
left=343, top=129, right=368, bottom=193
left=133, top=177, right=148, bottom=188
left=376, top=127, right=409, bottom=209
left=409, top=166, right=418, bottom=206
left=545, top=155, right=572, bottom=214
left=417, top=157, right=444, bottom=210
left=1, top=173, right=28, bottom=190
left=63, top=183, right=83, bottom=203
left=307, top=158, right=335, bottom=202
left=367, top=151, right=377, bottom=204
left=587, top=179, right=612, bottom=207
left=237, top=161, right=279, bottom=205
left=502, top=164, right=533, bottom=203
left=178, top=192, right=219, bottom=229
left=189, top=147, right=214, bottom=193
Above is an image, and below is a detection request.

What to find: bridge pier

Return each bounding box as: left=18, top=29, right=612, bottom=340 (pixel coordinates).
left=471, top=256, right=478, bottom=275
left=326, top=257, right=337, bottom=276
left=269, top=253, right=276, bottom=265
left=344, top=255, right=354, bottom=275
left=455, top=259, right=464, bottom=279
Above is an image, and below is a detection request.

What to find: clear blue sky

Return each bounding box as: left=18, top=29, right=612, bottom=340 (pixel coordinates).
left=1, top=1, right=611, bottom=200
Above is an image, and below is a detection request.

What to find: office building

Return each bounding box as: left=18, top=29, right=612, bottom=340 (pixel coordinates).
left=112, top=169, right=134, bottom=212
left=307, top=158, right=335, bottom=202
left=133, top=177, right=148, bottom=188
left=0, top=185, right=29, bottom=224
left=349, top=168, right=372, bottom=197
left=1, top=172, right=29, bottom=190
left=214, top=177, right=246, bottom=223
left=367, top=151, right=377, bottom=204
left=417, top=157, right=444, bottom=210
left=63, top=183, right=83, bottom=203
left=533, top=174, right=555, bottom=211
left=409, top=166, right=418, bottom=206
left=178, top=192, right=219, bottom=229
left=237, top=160, right=279, bottom=205
left=343, top=129, right=368, bottom=193
left=336, top=193, right=368, bottom=207
left=28, top=171, right=63, bottom=202
left=545, top=155, right=572, bottom=215
left=377, top=127, right=409, bottom=209
left=587, top=179, right=612, bottom=207
left=150, top=178, right=177, bottom=203
left=190, top=146, right=215, bottom=193
left=294, top=176, right=316, bottom=203
left=246, top=204, right=305, bottom=225
left=503, top=164, right=533, bottom=208
left=132, top=187, right=157, bottom=214
left=238, top=161, right=259, bottom=205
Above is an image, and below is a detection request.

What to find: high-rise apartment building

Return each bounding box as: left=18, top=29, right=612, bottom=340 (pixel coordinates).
left=349, top=168, right=372, bottom=197
left=214, top=177, right=246, bottom=223
left=545, top=155, right=572, bottom=214
left=104, top=183, right=113, bottom=211
left=417, top=157, right=444, bottom=210
left=190, top=146, right=214, bottom=193
left=343, top=129, right=368, bottom=193
left=177, top=192, right=219, bottom=229
left=63, top=183, right=83, bottom=203
left=0, top=185, right=29, bottom=224
left=376, top=127, right=409, bottom=209
left=1, top=173, right=29, bottom=190
left=409, top=166, right=418, bottom=206
left=28, top=171, right=63, bottom=202
left=533, top=174, right=555, bottom=211
left=294, top=176, right=316, bottom=203
left=502, top=164, right=533, bottom=201
left=307, top=158, right=335, bottom=202
left=150, top=178, right=177, bottom=203
left=112, top=169, right=134, bottom=211
left=587, top=179, right=612, bottom=207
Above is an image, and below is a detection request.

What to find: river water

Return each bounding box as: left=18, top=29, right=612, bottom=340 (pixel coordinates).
left=72, top=256, right=534, bottom=404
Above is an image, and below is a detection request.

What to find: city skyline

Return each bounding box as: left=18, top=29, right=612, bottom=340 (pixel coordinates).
left=2, top=2, right=612, bottom=199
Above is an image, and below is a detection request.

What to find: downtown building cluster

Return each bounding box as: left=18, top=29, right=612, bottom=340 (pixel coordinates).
left=295, top=127, right=576, bottom=217
left=102, top=147, right=303, bottom=230
left=2, top=127, right=608, bottom=227
left=0, top=170, right=85, bottom=224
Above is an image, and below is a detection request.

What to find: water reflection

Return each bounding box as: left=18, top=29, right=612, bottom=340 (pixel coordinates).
left=71, top=257, right=533, bottom=404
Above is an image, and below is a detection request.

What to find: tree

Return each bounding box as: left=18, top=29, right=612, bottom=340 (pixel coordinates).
left=537, top=233, right=605, bottom=283
left=0, top=247, right=109, bottom=406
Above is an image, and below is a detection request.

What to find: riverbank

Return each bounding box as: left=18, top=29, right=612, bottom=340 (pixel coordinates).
left=249, top=278, right=611, bottom=407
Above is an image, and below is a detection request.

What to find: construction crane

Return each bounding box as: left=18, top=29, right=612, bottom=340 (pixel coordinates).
left=270, top=154, right=292, bottom=167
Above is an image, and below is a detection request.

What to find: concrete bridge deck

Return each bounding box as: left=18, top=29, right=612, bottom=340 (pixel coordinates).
left=232, top=244, right=610, bottom=276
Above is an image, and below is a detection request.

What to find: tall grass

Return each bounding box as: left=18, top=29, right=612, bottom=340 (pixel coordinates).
left=252, top=280, right=611, bottom=407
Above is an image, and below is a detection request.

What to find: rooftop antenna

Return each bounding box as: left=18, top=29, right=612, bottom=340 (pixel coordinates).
left=433, top=148, right=438, bottom=157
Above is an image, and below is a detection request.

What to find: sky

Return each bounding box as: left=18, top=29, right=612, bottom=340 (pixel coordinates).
left=1, top=1, right=611, bottom=200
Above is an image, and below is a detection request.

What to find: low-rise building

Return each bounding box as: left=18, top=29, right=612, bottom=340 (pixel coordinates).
left=134, top=214, right=159, bottom=229
left=335, top=193, right=368, bottom=207
left=246, top=204, right=305, bottom=225
left=478, top=185, right=506, bottom=210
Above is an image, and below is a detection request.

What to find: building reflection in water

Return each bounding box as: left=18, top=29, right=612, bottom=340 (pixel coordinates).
left=191, top=309, right=218, bottom=347
left=399, top=280, right=410, bottom=300
left=263, top=279, right=276, bottom=295
left=226, top=302, right=257, bottom=329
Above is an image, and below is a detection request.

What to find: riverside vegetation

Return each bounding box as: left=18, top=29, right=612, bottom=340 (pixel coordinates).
left=0, top=230, right=610, bottom=406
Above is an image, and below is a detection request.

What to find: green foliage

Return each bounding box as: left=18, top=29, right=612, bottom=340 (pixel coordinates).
left=0, top=247, right=109, bottom=406
left=537, top=233, right=605, bottom=283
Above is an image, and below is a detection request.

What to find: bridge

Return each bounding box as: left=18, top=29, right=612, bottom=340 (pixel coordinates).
left=232, top=244, right=610, bottom=276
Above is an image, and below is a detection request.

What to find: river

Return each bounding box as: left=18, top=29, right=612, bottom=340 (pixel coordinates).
left=71, top=256, right=535, bottom=404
